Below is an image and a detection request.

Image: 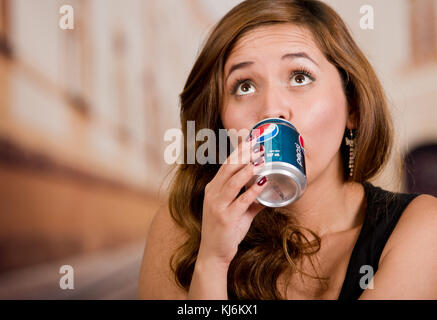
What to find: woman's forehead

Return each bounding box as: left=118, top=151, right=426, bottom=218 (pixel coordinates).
left=225, top=24, right=324, bottom=70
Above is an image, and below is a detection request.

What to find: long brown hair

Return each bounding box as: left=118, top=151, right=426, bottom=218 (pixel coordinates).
left=167, top=0, right=393, bottom=299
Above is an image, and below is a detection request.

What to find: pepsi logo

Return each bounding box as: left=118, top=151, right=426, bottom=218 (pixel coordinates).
left=252, top=123, right=279, bottom=143
left=299, top=135, right=305, bottom=153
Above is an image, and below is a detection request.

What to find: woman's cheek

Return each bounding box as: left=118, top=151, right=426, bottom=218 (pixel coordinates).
left=224, top=102, right=259, bottom=129
left=299, top=104, right=346, bottom=180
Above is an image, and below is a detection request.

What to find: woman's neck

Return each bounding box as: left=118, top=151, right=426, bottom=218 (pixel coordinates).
left=280, top=156, right=366, bottom=238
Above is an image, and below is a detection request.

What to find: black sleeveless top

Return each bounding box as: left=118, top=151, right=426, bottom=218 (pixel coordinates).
left=337, top=182, right=419, bottom=300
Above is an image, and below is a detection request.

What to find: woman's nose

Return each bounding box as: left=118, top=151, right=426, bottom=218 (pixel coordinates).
left=258, top=83, right=293, bottom=121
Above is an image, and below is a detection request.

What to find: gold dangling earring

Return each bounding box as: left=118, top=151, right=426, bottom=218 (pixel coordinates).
left=345, top=129, right=355, bottom=178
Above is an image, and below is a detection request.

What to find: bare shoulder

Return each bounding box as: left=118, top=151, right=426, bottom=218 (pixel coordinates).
left=386, top=193, right=437, bottom=249
left=403, top=193, right=437, bottom=215
left=360, top=194, right=437, bottom=299
left=138, top=204, right=188, bottom=299
left=379, top=194, right=437, bottom=258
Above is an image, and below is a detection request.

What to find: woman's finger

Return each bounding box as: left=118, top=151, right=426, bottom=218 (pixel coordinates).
left=245, top=201, right=266, bottom=220
left=228, top=175, right=268, bottom=216
left=213, top=137, right=259, bottom=187
left=220, top=153, right=265, bottom=204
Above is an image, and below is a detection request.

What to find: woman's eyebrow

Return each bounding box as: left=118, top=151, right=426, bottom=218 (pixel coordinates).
left=281, top=52, right=319, bottom=67
left=225, top=61, right=254, bottom=82
left=225, top=51, right=318, bottom=82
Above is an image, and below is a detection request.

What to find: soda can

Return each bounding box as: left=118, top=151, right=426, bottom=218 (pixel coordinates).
left=246, top=118, right=307, bottom=207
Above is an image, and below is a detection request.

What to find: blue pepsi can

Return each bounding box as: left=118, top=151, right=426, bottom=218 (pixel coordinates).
left=246, top=118, right=307, bottom=207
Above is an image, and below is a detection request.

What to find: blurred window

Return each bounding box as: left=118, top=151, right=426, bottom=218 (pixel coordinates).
left=404, top=143, right=437, bottom=197
left=61, top=0, right=90, bottom=117
left=410, top=0, right=437, bottom=65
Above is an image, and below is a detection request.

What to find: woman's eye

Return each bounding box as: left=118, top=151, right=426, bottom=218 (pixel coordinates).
left=235, top=81, right=255, bottom=95
left=290, top=73, right=313, bottom=86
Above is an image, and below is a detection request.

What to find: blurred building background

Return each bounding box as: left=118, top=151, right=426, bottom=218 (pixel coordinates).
left=0, top=0, right=436, bottom=299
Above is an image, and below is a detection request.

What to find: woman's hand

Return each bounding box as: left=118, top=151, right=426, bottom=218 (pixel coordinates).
left=198, top=137, right=268, bottom=267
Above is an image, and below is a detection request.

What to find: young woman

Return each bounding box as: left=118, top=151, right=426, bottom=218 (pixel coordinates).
left=139, top=0, right=437, bottom=300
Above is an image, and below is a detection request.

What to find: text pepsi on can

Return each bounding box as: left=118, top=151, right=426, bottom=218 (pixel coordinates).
left=245, top=118, right=307, bottom=207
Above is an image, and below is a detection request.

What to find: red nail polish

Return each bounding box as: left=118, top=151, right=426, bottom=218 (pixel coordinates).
left=246, top=134, right=255, bottom=142
left=253, top=157, right=264, bottom=166
left=260, top=144, right=264, bottom=152
left=257, top=176, right=267, bottom=186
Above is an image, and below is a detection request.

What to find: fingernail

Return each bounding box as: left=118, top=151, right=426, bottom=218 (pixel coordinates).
left=253, top=157, right=265, bottom=166
left=246, top=134, right=255, bottom=142
left=252, top=144, right=264, bottom=154
left=257, top=176, right=267, bottom=186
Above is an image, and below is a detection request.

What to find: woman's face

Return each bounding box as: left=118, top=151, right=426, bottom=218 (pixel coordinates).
left=220, top=24, right=353, bottom=184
